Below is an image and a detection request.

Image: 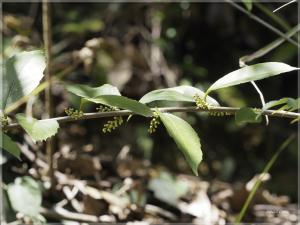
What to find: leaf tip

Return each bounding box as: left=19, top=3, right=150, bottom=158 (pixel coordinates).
left=192, top=167, right=199, bottom=176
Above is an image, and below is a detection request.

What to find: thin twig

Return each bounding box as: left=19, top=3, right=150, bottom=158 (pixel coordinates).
left=250, top=81, right=269, bottom=125
left=6, top=106, right=299, bottom=130
left=42, top=0, right=54, bottom=185
left=225, top=0, right=300, bottom=48
left=254, top=2, right=291, bottom=32
left=235, top=134, right=295, bottom=223
left=273, top=0, right=297, bottom=13
left=40, top=207, right=99, bottom=223
left=43, top=0, right=53, bottom=119
left=239, top=24, right=300, bottom=67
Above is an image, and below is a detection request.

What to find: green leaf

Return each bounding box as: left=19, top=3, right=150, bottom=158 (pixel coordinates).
left=263, top=98, right=290, bottom=111
left=66, top=83, right=152, bottom=117
left=85, top=95, right=152, bottom=117
left=158, top=111, right=202, bottom=175
left=2, top=50, right=46, bottom=110
left=242, top=0, right=252, bottom=11
left=62, top=19, right=104, bottom=34
left=1, top=132, right=21, bottom=159
left=148, top=171, right=188, bottom=206
left=206, top=62, right=299, bottom=96
left=66, top=84, right=121, bottom=98
left=287, top=98, right=300, bottom=111
left=263, top=98, right=300, bottom=112
left=7, top=176, right=42, bottom=217
left=235, top=107, right=262, bottom=124
left=16, top=114, right=59, bottom=143
left=291, top=116, right=300, bottom=124
left=140, top=85, right=219, bottom=106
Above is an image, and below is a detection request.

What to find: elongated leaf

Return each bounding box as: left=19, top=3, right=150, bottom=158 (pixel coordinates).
left=263, top=98, right=290, bottom=111
left=66, top=83, right=152, bottom=117
left=1, top=132, right=21, bottom=159
left=7, top=176, right=42, bottom=217
left=140, top=85, right=219, bottom=106
left=235, top=107, right=262, bottom=124
left=16, top=114, right=59, bottom=143
left=276, top=98, right=300, bottom=112
left=242, top=0, right=252, bottom=11
left=206, top=62, right=299, bottom=95
left=2, top=51, right=46, bottom=110
left=263, top=97, right=300, bottom=112
left=158, top=111, right=202, bottom=175
left=85, top=95, right=152, bottom=117
left=288, top=98, right=300, bottom=111
left=66, top=84, right=121, bottom=98
left=291, top=116, right=300, bottom=124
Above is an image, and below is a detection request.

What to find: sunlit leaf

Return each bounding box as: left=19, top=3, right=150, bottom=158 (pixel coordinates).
left=158, top=111, right=202, bottom=175
left=235, top=107, right=262, bottom=124
left=2, top=50, right=45, bottom=110
left=16, top=114, right=59, bottom=143
left=140, top=85, right=219, bottom=106
left=206, top=62, right=299, bottom=96
left=66, top=83, right=152, bottom=117
left=1, top=132, right=21, bottom=159
left=7, top=176, right=42, bottom=217
left=85, top=95, right=152, bottom=117
left=66, top=84, right=121, bottom=98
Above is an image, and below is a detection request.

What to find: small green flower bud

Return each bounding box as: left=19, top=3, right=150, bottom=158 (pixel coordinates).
left=148, top=112, right=161, bottom=134
left=65, top=107, right=84, bottom=120
left=101, top=116, right=123, bottom=133
left=1, top=114, right=9, bottom=133
left=193, top=94, right=210, bottom=110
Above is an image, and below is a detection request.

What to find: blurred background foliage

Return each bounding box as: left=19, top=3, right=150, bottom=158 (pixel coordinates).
left=2, top=2, right=298, bottom=223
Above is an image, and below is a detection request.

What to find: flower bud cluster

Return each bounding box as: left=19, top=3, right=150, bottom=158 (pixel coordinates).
left=97, top=104, right=123, bottom=133
left=193, top=94, right=209, bottom=110
left=96, top=105, right=117, bottom=112
left=148, top=111, right=160, bottom=134
left=65, top=108, right=84, bottom=119
left=102, top=116, right=124, bottom=133
left=208, top=111, right=231, bottom=116
left=1, top=114, right=9, bottom=133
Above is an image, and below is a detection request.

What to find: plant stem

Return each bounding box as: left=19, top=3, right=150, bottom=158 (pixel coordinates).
left=225, top=0, right=300, bottom=48
left=43, top=0, right=54, bottom=185
left=6, top=106, right=300, bottom=130
left=239, top=24, right=300, bottom=67
left=43, top=1, right=52, bottom=119
left=235, top=134, right=295, bottom=223
left=273, top=0, right=297, bottom=13
left=250, top=81, right=269, bottom=125
left=254, top=2, right=291, bottom=32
